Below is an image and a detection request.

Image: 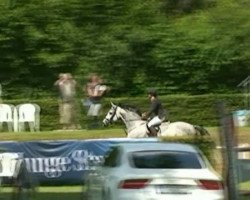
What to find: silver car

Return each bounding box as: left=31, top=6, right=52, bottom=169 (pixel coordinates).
left=84, top=141, right=224, bottom=200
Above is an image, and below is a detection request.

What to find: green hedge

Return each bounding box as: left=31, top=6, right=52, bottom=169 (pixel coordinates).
left=108, top=94, right=245, bottom=126
left=3, top=94, right=246, bottom=131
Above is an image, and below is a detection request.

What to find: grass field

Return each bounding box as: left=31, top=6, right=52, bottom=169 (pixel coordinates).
left=0, top=126, right=249, bottom=199
left=0, top=128, right=124, bottom=141
left=0, top=186, right=83, bottom=200
left=0, top=126, right=249, bottom=144
left=1, top=184, right=250, bottom=200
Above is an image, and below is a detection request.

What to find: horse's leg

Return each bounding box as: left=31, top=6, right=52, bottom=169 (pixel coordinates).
left=124, top=129, right=128, bottom=136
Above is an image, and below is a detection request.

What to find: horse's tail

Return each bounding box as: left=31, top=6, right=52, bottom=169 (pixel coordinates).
left=194, top=125, right=210, bottom=136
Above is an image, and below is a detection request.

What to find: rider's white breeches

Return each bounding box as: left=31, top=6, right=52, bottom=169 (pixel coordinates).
left=148, top=116, right=162, bottom=127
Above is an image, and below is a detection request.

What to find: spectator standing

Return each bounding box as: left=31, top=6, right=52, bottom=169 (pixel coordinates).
left=84, top=73, right=108, bottom=128
left=54, top=73, right=77, bottom=130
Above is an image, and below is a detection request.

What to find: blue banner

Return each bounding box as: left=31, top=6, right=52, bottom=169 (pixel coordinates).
left=0, top=138, right=158, bottom=185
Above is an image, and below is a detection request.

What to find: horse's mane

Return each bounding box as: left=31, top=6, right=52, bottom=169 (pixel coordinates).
left=118, top=104, right=142, bottom=116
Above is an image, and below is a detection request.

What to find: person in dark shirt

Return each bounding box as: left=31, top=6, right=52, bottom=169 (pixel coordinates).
left=142, top=89, right=166, bottom=137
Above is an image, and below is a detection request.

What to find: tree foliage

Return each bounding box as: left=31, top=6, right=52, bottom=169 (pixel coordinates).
left=0, top=0, right=249, bottom=97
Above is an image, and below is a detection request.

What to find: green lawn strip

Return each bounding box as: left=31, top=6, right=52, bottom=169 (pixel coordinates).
left=37, top=186, right=83, bottom=193
left=0, top=186, right=82, bottom=193
left=240, top=181, right=250, bottom=191
left=1, top=185, right=249, bottom=200
left=0, top=129, right=125, bottom=141
left=0, top=127, right=249, bottom=144
left=239, top=181, right=250, bottom=199
left=0, top=186, right=83, bottom=200
left=240, top=197, right=250, bottom=200
left=0, top=187, right=14, bottom=193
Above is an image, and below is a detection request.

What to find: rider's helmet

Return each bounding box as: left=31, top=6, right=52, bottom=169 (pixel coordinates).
left=147, top=88, right=157, bottom=97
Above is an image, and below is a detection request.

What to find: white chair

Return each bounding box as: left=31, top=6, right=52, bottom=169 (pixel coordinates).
left=0, top=104, right=15, bottom=132
left=0, top=152, right=23, bottom=190
left=16, top=103, right=40, bottom=132
left=0, top=153, right=22, bottom=179
left=0, top=152, right=35, bottom=198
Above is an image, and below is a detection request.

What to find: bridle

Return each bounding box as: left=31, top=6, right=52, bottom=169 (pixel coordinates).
left=106, top=106, right=118, bottom=124
left=105, top=105, right=142, bottom=126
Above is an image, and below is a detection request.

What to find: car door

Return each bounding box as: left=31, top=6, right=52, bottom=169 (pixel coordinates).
left=100, top=146, right=121, bottom=199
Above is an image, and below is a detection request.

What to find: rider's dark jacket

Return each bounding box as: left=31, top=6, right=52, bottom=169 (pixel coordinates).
left=148, top=98, right=165, bottom=119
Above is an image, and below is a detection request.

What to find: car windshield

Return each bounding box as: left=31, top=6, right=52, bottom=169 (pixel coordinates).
left=131, top=150, right=202, bottom=169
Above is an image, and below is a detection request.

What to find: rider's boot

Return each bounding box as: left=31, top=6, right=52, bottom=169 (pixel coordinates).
left=149, top=126, right=157, bottom=137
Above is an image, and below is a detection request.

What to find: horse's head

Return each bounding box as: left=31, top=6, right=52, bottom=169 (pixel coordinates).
left=103, top=102, right=120, bottom=126
left=103, top=102, right=143, bottom=127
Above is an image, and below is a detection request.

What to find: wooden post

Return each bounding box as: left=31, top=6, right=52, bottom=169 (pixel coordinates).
left=217, top=102, right=239, bottom=200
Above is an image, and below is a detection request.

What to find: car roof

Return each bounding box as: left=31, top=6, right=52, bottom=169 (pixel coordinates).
left=116, top=142, right=199, bottom=153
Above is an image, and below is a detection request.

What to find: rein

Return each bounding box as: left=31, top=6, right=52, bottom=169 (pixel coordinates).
left=107, top=106, right=118, bottom=124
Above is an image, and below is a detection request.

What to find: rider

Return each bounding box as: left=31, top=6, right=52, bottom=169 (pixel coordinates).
left=142, top=89, right=166, bottom=137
